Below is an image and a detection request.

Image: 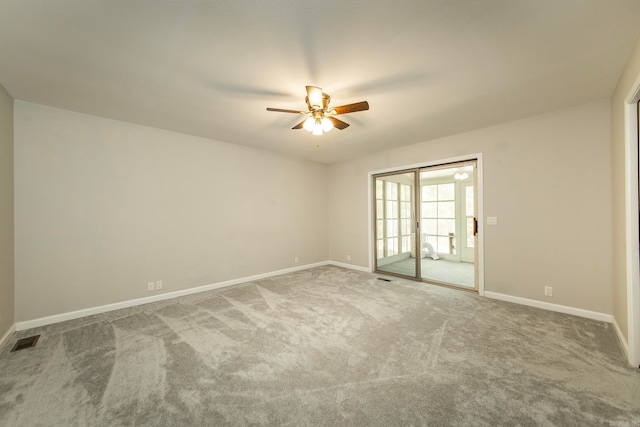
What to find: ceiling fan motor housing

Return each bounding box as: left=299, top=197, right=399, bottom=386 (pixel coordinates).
left=305, top=93, right=331, bottom=111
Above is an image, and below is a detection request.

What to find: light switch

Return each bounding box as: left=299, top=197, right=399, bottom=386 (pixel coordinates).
left=487, top=216, right=498, bottom=225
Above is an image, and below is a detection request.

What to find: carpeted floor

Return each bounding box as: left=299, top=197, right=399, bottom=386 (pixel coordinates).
left=1, top=265, right=639, bottom=426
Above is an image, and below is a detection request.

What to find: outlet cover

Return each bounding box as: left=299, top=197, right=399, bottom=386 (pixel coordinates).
left=544, top=286, right=553, bottom=297
left=156, top=280, right=163, bottom=290
left=147, top=282, right=155, bottom=291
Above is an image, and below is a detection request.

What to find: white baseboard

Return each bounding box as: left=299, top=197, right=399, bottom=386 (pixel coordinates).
left=19, top=262, right=612, bottom=334
left=484, top=291, right=613, bottom=323
left=0, top=323, right=16, bottom=349
left=16, top=261, right=332, bottom=331
left=327, top=260, right=371, bottom=272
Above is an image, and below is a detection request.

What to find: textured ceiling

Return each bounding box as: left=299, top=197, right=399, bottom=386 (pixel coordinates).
left=1, top=1, right=639, bottom=164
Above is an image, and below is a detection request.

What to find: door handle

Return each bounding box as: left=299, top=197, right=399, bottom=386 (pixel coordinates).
left=473, top=218, right=478, bottom=236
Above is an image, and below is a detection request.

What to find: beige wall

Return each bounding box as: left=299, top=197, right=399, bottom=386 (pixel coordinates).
left=0, top=84, right=14, bottom=338
left=14, top=102, right=329, bottom=322
left=9, top=96, right=618, bottom=322
left=329, top=100, right=612, bottom=314
left=611, top=37, right=640, bottom=342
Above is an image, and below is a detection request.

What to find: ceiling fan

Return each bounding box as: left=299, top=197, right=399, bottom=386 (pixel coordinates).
left=267, top=86, right=369, bottom=135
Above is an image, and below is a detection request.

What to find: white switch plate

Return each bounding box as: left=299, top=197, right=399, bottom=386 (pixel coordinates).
left=487, top=216, right=498, bottom=225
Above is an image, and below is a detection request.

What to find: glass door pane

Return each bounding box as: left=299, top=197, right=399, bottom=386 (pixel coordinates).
left=374, top=172, right=416, bottom=278
left=419, top=163, right=476, bottom=289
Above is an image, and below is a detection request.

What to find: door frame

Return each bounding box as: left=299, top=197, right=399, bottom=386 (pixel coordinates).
left=368, top=153, right=485, bottom=296
left=624, top=75, right=640, bottom=367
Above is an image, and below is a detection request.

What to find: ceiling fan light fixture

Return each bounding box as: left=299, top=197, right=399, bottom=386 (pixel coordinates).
left=267, top=86, right=368, bottom=137
left=321, top=117, right=333, bottom=132
left=312, top=118, right=323, bottom=135
left=303, top=117, right=315, bottom=132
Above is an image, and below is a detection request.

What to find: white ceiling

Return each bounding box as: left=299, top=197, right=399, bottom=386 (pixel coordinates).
left=1, top=1, right=639, bottom=164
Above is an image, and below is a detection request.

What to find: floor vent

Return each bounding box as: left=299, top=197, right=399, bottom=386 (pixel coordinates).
left=11, top=335, right=40, bottom=352
left=377, top=277, right=392, bottom=282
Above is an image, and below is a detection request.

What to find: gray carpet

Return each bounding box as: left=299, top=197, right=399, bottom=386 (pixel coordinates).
left=0, top=265, right=639, bottom=426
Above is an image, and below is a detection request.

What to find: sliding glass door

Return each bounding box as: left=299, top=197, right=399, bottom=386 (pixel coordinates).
left=373, top=161, right=478, bottom=290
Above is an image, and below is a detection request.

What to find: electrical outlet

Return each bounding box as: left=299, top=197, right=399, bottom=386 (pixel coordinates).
left=544, top=286, right=553, bottom=297
left=156, top=280, right=163, bottom=290
left=346, top=255, right=351, bottom=261
left=147, top=281, right=155, bottom=291
left=294, top=256, right=299, bottom=263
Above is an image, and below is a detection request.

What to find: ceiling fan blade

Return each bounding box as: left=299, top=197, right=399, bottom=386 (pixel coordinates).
left=306, top=85, right=324, bottom=108
left=328, top=116, right=350, bottom=130
left=331, top=101, right=369, bottom=115
left=267, top=107, right=306, bottom=114
left=292, top=118, right=307, bottom=130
